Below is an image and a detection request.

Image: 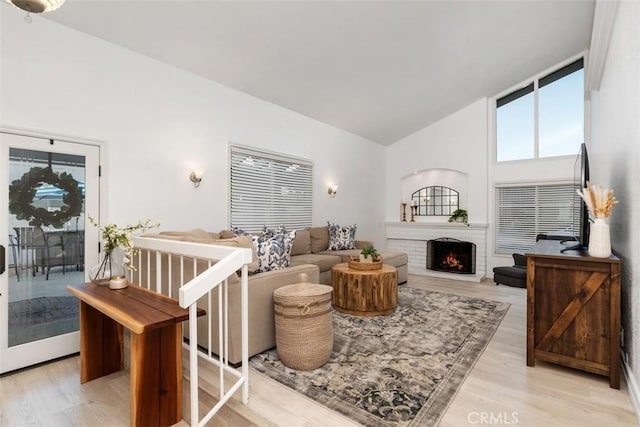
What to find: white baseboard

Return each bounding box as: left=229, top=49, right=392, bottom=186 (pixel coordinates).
left=622, top=357, right=640, bottom=424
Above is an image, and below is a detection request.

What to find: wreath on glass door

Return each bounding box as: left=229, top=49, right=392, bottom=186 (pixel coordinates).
left=8, top=166, right=83, bottom=228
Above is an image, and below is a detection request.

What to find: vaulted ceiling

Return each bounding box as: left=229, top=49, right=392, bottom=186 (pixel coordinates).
left=43, top=1, right=595, bottom=145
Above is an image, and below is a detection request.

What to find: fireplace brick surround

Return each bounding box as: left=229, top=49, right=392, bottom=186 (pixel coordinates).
left=385, top=222, right=488, bottom=282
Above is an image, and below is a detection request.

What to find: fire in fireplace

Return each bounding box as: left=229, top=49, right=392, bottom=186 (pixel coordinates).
left=427, top=238, right=476, bottom=274
left=442, top=251, right=465, bottom=271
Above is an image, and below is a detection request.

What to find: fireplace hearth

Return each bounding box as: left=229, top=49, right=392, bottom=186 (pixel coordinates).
left=427, top=238, right=476, bottom=274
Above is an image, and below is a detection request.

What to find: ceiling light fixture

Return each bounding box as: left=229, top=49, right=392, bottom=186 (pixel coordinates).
left=6, top=0, right=65, bottom=14
left=6, top=0, right=65, bottom=22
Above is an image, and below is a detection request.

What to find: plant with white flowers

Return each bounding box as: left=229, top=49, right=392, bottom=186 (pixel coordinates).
left=88, top=216, right=158, bottom=271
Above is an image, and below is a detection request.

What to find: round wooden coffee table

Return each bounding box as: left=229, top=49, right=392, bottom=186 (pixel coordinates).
left=331, top=263, right=398, bottom=316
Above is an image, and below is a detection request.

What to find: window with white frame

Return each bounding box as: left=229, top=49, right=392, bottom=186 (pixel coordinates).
left=229, top=145, right=313, bottom=232
left=496, top=58, right=584, bottom=162
left=495, top=183, right=580, bottom=254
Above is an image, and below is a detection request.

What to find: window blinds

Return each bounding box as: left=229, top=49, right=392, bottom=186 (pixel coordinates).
left=495, top=183, right=580, bottom=254
left=229, top=145, right=313, bottom=233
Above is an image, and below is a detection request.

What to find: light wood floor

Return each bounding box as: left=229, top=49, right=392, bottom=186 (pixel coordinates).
left=1, top=275, right=638, bottom=426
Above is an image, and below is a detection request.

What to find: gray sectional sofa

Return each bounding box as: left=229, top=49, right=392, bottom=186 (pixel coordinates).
left=138, top=225, right=408, bottom=363
left=284, top=225, right=408, bottom=285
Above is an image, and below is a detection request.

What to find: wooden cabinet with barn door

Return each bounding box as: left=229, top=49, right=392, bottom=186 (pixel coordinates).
left=526, top=239, right=621, bottom=389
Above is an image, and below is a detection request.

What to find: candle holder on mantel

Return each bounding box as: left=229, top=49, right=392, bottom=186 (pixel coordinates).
left=410, top=205, right=416, bottom=222
left=401, top=203, right=407, bottom=222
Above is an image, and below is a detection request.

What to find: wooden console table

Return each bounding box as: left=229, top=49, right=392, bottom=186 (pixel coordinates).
left=331, top=263, right=397, bottom=316
left=67, top=282, right=205, bottom=426
left=526, top=240, right=621, bottom=388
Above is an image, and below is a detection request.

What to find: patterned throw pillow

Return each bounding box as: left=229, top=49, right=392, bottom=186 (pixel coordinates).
left=327, top=221, right=357, bottom=251
left=251, top=230, right=296, bottom=273
left=262, top=224, right=287, bottom=238
left=232, top=226, right=251, bottom=236
left=262, top=225, right=296, bottom=259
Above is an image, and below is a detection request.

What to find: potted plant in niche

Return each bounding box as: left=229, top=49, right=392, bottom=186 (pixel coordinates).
left=448, top=209, right=469, bottom=226
left=360, top=246, right=380, bottom=263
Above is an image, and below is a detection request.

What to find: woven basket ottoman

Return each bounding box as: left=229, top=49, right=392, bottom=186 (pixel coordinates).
left=273, top=274, right=333, bottom=370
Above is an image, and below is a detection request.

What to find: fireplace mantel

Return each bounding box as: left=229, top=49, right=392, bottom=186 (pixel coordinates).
left=385, top=221, right=488, bottom=282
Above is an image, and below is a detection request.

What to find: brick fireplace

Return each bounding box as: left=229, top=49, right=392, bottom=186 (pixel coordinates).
left=385, top=222, right=487, bottom=282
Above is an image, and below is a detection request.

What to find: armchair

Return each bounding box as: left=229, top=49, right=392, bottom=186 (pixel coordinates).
left=492, top=253, right=527, bottom=288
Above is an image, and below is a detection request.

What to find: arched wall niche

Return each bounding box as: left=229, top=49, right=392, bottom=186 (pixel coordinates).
left=400, top=168, right=468, bottom=218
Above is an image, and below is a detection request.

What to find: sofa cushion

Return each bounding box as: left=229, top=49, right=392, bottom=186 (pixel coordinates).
left=147, top=233, right=259, bottom=273
left=219, top=229, right=235, bottom=239
left=327, top=221, right=357, bottom=251
left=291, top=229, right=311, bottom=256
left=309, top=226, right=330, bottom=253
left=159, top=229, right=219, bottom=240
left=314, top=249, right=408, bottom=268
left=314, top=249, right=359, bottom=263
left=234, top=236, right=260, bottom=273
left=154, top=231, right=216, bottom=244
left=290, top=253, right=342, bottom=272
left=379, top=251, right=409, bottom=268
left=355, top=240, right=373, bottom=249
left=143, top=233, right=183, bottom=241
left=138, top=242, right=241, bottom=285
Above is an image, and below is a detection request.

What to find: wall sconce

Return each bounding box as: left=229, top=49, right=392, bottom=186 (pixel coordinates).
left=189, top=170, right=204, bottom=188
left=328, top=184, right=339, bottom=198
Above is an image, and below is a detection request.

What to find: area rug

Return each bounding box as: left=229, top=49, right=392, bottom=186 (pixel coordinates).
left=250, top=286, right=510, bottom=426
left=8, top=296, right=79, bottom=346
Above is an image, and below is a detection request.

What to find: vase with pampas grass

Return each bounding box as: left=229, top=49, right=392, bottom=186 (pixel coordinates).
left=577, top=182, right=619, bottom=258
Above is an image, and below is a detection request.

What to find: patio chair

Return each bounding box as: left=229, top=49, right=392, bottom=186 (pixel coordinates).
left=14, top=226, right=66, bottom=280
left=8, top=234, right=20, bottom=281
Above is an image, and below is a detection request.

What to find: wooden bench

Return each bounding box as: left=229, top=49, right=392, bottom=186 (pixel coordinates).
left=67, top=282, right=205, bottom=426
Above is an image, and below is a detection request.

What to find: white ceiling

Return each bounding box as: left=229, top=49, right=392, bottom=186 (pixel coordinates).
left=43, top=0, right=595, bottom=145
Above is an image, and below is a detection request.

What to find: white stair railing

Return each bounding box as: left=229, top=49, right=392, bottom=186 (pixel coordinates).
left=131, top=236, right=252, bottom=426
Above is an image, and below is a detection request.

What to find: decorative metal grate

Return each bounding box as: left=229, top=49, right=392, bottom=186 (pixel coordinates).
left=426, top=238, right=476, bottom=274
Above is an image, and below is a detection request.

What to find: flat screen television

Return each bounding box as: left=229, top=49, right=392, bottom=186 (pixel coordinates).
left=562, top=143, right=590, bottom=252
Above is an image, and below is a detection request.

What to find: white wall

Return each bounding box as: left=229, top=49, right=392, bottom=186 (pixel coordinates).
left=385, top=98, right=489, bottom=224
left=487, top=99, right=577, bottom=272
left=400, top=169, right=469, bottom=209
left=385, top=82, right=582, bottom=278
left=0, top=7, right=386, bottom=246
left=589, top=0, right=640, bottom=407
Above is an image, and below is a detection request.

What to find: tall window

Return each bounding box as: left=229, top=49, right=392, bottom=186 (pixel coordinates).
left=495, top=183, right=580, bottom=253
left=229, top=145, right=313, bottom=232
left=497, top=58, right=584, bottom=162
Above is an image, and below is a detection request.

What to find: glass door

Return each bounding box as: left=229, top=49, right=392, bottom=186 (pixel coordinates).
left=0, top=132, right=100, bottom=373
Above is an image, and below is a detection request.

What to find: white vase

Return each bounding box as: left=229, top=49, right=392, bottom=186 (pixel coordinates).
left=588, top=218, right=611, bottom=258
